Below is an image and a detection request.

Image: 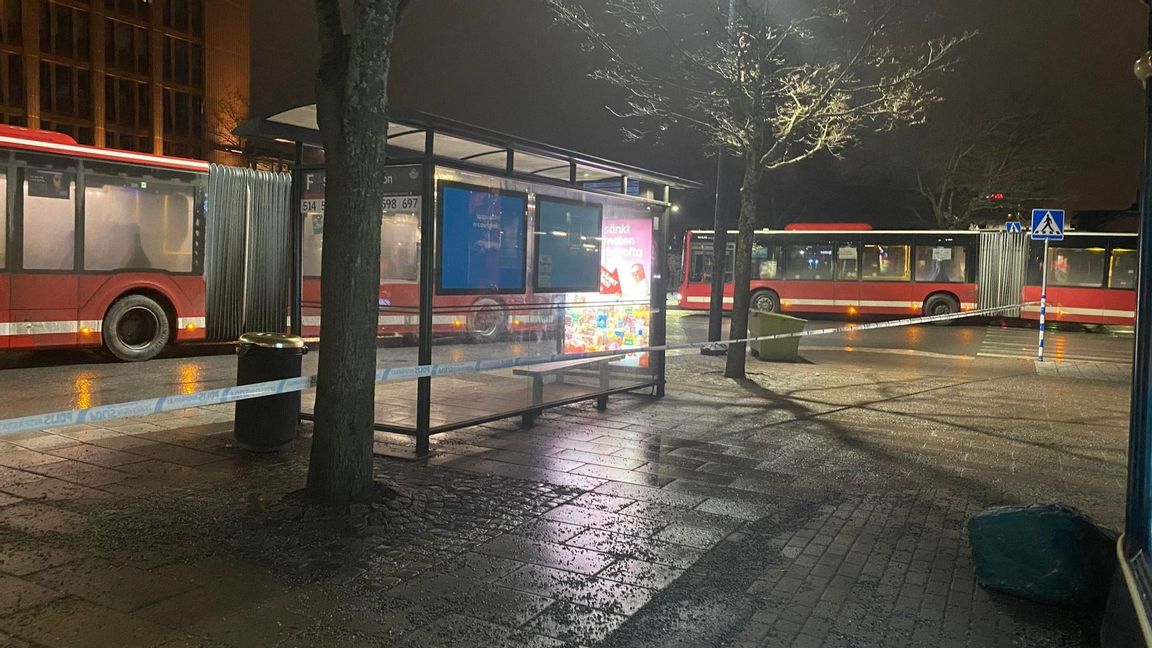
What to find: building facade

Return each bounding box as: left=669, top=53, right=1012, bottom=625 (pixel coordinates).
left=0, top=0, right=249, bottom=163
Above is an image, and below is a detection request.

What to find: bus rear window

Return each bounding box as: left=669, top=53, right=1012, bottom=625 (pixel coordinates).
left=83, top=176, right=195, bottom=272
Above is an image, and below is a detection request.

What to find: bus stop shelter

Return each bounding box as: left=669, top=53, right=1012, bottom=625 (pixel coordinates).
left=236, top=107, right=699, bottom=456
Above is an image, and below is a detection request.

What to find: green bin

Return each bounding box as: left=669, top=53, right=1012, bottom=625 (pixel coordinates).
left=749, top=310, right=806, bottom=362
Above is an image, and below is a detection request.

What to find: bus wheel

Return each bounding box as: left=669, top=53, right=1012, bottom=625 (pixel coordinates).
left=923, top=294, right=960, bottom=326
left=751, top=290, right=780, bottom=313
left=469, top=298, right=507, bottom=342
left=102, top=295, right=171, bottom=361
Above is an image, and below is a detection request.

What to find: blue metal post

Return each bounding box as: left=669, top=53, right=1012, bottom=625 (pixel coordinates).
left=1037, top=240, right=1048, bottom=362
left=1124, top=6, right=1152, bottom=557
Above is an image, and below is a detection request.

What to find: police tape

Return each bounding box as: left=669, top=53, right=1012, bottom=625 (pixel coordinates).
left=0, top=302, right=1031, bottom=437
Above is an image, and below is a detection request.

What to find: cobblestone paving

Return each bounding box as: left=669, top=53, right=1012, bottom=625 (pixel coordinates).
left=0, top=350, right=1126, bottom=647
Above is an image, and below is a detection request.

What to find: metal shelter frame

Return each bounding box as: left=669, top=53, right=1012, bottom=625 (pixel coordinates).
left=235, top=107, right=700, bottom=456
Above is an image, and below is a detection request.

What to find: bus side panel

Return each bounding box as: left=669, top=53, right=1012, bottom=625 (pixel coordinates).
left=1020, top=285, right=1134, bottom=325
left=7, top=274, right=78, bottom=349
left=0, top=274, right=8, bottom=350
left=678, top=281, right=719, bottom=310
left=76, top=273, right=208, bottom=345
left=777, top=280, right=839, bottom=314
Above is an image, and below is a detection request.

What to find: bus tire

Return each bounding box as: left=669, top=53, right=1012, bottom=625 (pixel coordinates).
left=102, top=294, right=172, bottom=362
left=923, top=293, right=960, bottom=326
left=469, top=298, right=507, bottom=342
left=750, top=289, right=780, bottom=313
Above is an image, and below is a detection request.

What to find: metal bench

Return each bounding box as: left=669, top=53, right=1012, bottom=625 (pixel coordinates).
left=514, top=355, right=624, bottom=427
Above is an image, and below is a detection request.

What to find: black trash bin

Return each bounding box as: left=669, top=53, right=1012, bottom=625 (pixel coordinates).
left=234, top=332, right=307, bottom=452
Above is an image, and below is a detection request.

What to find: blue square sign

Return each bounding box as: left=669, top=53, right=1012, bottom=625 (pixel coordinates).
left=1030, top=209, right=1065, bottom=241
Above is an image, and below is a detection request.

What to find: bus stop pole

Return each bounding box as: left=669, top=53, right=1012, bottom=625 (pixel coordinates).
left=1036, top=239, right=1048, bottom=362
left=414, top=131, right=436, bottom=457
left=1125, top=13, right=1152, bottom=557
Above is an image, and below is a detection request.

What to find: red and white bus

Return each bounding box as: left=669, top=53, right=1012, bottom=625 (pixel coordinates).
left=0, top=125, right=210, bottom=361
left=679, top=226, right=1138, bottom=326
left=680, top=227, right=980, bottom=319
left=1019, top=231, right=1137, bottom=325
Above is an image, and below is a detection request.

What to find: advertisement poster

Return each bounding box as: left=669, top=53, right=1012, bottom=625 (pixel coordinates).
left=535, top=198, right=602, bottom=292
left=564, top=216, right=653, bottom=368
left=438, top=183, right=527, bottom=294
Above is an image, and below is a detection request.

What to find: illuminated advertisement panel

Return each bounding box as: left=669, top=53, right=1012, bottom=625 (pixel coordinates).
left=534, top=197, right=603, bottom=293
left=564, top=216, right=653, bottom=368
left=436, top=182, right=528, bottom=295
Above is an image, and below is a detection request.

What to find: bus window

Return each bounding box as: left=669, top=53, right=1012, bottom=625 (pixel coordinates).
left=22, top=168, right=76, bottom=270
left=688, top=249, right=709, bottom=283
left=301, top=206, right=323, bottom=277
left=1109, top=248, right=1137, bottom=289
left=380, top=212, right=420, bottom=282
left=0, top=170, right=6, bottom=269
left=84, top=176, right=195, bottom=272
left=786, top=244, right=833, bottom=280
left=1048, top=247, right=1105, bottom=287
left=915, top=245, right=968, bottom=283
left=862, top=244, right=910, bottom=281
left=753, top=244, right=783, bottom=280
left=835, top=243, right=858, bottom=280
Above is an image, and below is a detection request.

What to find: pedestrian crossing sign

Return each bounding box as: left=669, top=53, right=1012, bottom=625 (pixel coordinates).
left=1030, top=209, right=1065, bottom=241
left=1005, top=221, right=1022, bottom=233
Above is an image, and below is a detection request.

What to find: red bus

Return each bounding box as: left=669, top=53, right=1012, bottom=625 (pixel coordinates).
left=679, top=228, right=980, bottom=319
left=0, top=125, right=210, bottom=361
left=1019, top=231, right=1137, bottom=326
left=679, top=228, right=1138, bottom=326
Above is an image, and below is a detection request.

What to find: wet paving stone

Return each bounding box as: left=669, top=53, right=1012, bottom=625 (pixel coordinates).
left=497, top=562, right=655, bottom=616
left=385, top=572, right=554, bottom=626
left=542, top=504, right=668, bottom=538
left=476, top=534, right=615, bottom=576
left=596, top=558, right=684, bottom=590
left=526, top=600, right=629, bottom=645
left=564, top=529, right=704, bottom=570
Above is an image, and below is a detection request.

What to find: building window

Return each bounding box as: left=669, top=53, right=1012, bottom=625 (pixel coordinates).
left=105, top=76, right=149, bottom=128
left=40, top=1, right=90, bottom=60
left=40, top=61, right=91, bottom=119
left=0, top=51, right=22, bottom=109
left=164, top=0, right=203, bottom=37
left=105, top=19, right=149, bottom=75
left=162, top=88, right=202, bottom=137
left=104, top=0, right=150, bottom=22
left=163, top=36, right=203, bottom=87
left=0, top=0, right=21, bottom=45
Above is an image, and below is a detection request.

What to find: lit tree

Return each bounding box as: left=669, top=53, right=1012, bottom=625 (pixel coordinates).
left=307, top=0, right=413, bottom=505
left=549, top=0, right=973, bottom=378
left=914, top=114, right=1070, bottom=229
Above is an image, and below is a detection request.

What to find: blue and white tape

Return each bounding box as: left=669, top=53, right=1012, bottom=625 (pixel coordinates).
left=0, top=302, right=1031, bottom=437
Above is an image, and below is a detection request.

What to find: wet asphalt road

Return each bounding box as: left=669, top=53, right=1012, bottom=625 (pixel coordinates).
left=0, top=310, right=1134, bottom=421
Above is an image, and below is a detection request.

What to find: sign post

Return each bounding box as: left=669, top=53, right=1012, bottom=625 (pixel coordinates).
left=1030, top=209, right=1065, bottom=362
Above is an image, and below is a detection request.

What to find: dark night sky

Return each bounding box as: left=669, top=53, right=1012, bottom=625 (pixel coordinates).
left=253, top=1, right=1148, bottom=227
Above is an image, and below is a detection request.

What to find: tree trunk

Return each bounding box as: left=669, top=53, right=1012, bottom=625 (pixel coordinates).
left=724, top=152, right=762, bottom=379
left=306, top=0, right=404, bottom=506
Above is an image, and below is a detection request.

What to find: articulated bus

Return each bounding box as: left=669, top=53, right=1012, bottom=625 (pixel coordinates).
left=0, top=125, right=555, bottom=362
left=0, top=126, right=211, bottom=361
left=679, top=226, right=1138, bottom=326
